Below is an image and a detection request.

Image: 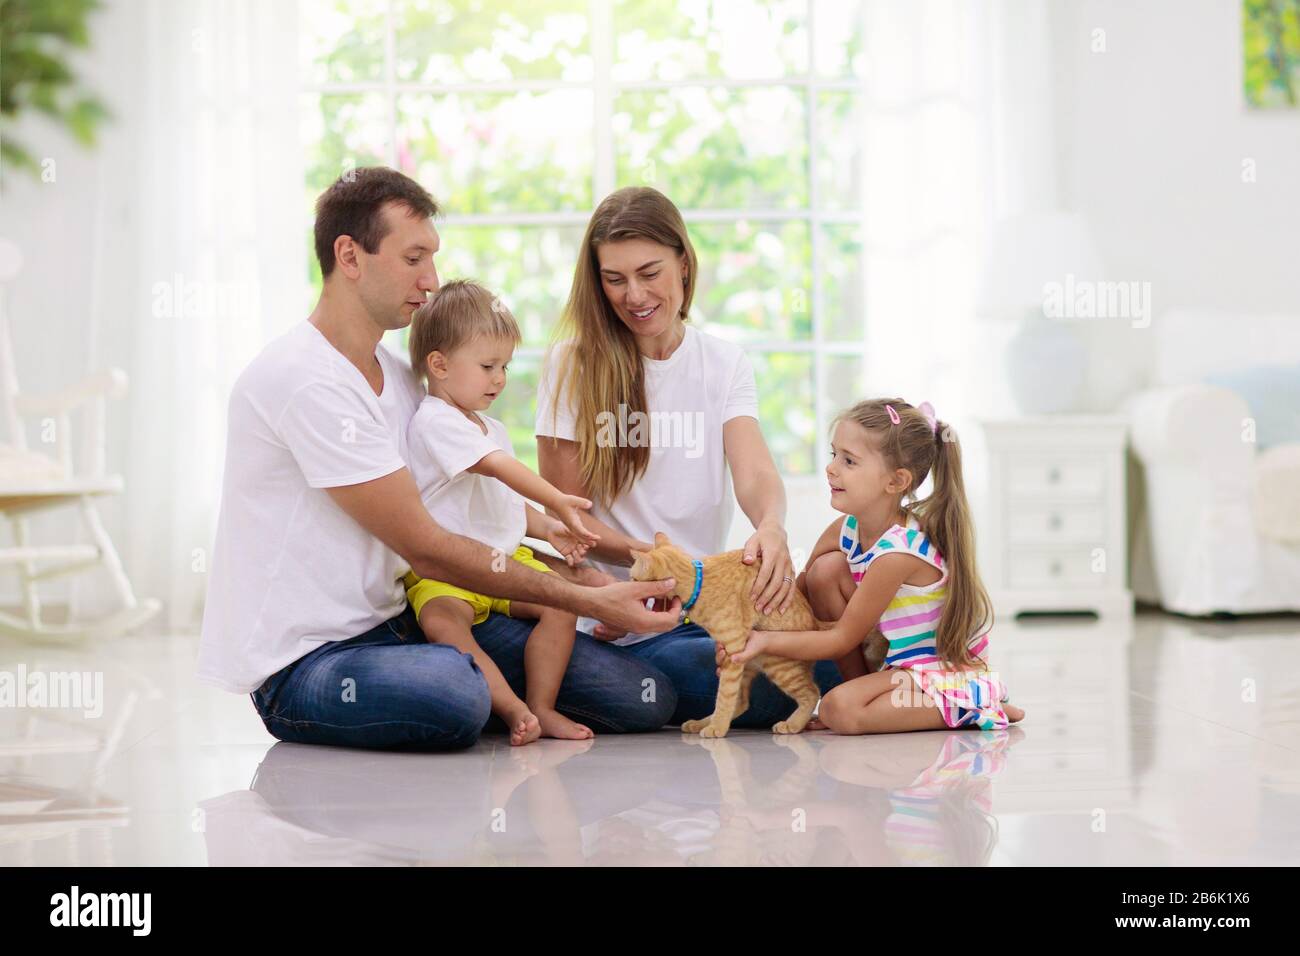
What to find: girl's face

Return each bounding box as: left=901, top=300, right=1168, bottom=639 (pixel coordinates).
left=595, top=238, right=688, bottom=341
left=826, top=419, right=913, bottom=516
left=427, top=334, right=513, bottom=413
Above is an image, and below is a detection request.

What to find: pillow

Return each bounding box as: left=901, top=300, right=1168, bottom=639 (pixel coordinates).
left=1204, top=364, right=1300, bottom=450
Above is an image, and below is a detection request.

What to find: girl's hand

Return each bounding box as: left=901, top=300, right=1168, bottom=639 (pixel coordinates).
left=742, top=523, right=795, bottom=616
left=727, top=630, right=769, bottom=666
left=553, top=494, right=600, bottom=548
left=546, top=519, right=590, bottom=567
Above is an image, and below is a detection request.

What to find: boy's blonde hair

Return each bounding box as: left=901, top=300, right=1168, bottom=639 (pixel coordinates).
left=835, top=398, right=993, bottom=671
left=408, top=279, right=522, bottom=380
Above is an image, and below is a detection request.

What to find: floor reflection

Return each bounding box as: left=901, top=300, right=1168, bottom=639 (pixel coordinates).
left=200, top=727, right=1025, bottom=866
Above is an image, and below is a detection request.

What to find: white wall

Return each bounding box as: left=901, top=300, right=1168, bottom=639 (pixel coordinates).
left=1049, top=0, right=1300, bottom=410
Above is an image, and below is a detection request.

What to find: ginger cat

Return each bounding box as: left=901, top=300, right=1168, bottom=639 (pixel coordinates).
left=630, top=532, right=825, bottom=738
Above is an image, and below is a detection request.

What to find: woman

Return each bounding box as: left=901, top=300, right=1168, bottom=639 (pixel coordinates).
left=536, top=186, right=840, bottom=728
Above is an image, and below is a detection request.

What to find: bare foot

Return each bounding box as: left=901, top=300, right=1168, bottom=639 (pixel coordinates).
left=502, top=703, right=541, bottom=746
left=533, top=707, right=594, bottom=740
left=1004, top=702, right=1026, bottom=723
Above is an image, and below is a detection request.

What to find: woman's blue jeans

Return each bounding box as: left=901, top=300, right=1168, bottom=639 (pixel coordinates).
left=623, top=622, right=842, bottom=727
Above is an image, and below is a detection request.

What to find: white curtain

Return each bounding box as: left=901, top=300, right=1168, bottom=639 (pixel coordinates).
left=853, top=0, right=1059, bottom=423
left=93, top=0, right=304, bottom=630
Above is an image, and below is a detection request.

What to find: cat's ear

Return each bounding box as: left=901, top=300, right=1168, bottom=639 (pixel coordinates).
left=630, top=550, right=648, bottom=563
left=654, top=531, right=671, bottom=547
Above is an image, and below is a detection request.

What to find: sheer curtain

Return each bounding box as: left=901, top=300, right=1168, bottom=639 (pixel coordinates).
left=94, top=0, right=304, bottom=630
left=854, top=0, right=1058, bottom=422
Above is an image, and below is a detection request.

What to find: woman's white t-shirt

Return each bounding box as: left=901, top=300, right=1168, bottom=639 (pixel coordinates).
left=534, top=324, right=759, bottom=645
left=197, top=321, right=424, bottom=694
left=405, top=395, right=527, bottom=556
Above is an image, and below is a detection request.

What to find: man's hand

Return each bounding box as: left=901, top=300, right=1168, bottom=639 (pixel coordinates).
left=586, top=579, right=682, bottom=636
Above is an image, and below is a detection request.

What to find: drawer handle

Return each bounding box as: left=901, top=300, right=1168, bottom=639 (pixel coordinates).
left=1048, top=513, right=1063, bottom=531
left=1049, top=560, right=1063, bottom=577
left=1048, top=466, right=1062, bottom=484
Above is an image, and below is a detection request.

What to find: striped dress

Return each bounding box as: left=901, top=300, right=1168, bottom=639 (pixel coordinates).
left=840, top=513, right=1010, bottom=730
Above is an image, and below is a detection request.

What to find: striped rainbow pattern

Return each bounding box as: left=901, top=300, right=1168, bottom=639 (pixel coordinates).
left=840, top=514, right=1008, bottom=731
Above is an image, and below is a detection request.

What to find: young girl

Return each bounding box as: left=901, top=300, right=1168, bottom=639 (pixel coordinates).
left=404, top=279, right=601, bottom=745
left=730, top=398, right=1025, bottom=734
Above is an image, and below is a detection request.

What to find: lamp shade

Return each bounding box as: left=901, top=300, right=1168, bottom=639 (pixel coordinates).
left=977, top=211, right=1105, bottom=317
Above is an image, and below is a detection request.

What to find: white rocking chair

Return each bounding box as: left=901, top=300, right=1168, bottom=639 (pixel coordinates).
left=0, top=238, right=160, bottom=642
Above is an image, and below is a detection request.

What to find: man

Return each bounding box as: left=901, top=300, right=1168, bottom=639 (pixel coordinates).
left=198, top=167, right=681, bottom=750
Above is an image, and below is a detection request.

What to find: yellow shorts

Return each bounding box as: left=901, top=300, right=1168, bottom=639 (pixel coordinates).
left=404, top=545, right=551, bottom=626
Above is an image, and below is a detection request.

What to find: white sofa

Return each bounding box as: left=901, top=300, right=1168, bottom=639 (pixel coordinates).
left=1125, top=309, right=1300, bottom=615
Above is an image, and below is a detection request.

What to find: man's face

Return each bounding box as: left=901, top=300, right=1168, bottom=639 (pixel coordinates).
left=355, top=201, right=441, bottom=332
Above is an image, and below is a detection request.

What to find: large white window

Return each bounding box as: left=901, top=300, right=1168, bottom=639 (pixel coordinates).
left=300, top=1, right=877, bottom=474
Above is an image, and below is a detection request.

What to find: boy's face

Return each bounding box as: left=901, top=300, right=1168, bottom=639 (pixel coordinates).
left=427, top=334, right=514, bottom=412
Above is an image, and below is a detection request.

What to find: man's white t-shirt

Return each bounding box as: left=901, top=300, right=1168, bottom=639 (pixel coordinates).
left=406, top=395, right=526, bottom=555
left=534, top=324, right=758, bottom=645
left=197, top=321, right=424, bottom=694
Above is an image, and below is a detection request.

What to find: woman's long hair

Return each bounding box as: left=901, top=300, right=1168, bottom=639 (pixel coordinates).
left=837, top=399, right=994, bottom=669
left=542, top=187, right=698, bottom=506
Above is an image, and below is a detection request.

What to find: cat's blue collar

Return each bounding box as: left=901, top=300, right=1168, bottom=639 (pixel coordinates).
left=682, top=559, right=704, bottom=611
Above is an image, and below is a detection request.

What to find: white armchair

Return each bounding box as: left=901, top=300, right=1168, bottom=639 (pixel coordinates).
left=1124, top=310, right=1300, bottom=615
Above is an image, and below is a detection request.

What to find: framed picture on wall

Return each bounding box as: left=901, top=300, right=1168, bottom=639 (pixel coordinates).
left=1243, top=0, right=1300, bottom=107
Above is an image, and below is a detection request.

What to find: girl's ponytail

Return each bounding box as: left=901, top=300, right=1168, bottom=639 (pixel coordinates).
left=917, top=421, right=994, bottom=670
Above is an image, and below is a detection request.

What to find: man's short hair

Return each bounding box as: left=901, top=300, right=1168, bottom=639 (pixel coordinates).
left=313, top=167, right=439, bottom=278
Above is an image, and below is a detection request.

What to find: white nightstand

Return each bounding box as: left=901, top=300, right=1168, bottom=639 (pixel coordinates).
left=978, top=416, right=1133, bottom=620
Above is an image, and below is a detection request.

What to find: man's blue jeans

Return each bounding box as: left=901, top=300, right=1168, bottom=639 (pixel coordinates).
left=624, top=622, right=842, bottom=728
left=250, top=608, right=677, bottom=751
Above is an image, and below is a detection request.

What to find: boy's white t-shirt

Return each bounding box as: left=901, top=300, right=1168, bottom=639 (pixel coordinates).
left=197, top=321, right=425, bottom=694
left=405, top=395, right=527, bottom=556
left=534, top=324, right=759, bottom=645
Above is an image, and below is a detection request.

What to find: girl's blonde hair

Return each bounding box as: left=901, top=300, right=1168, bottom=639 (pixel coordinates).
left=408, top=278, right=521, bottom=382
left=542, top=187, right=698, bottom=506
left=837, top=398, right=993, bottom=669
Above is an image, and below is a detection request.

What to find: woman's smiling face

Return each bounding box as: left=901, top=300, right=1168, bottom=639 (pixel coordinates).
left=595, top=238, right=688, bottom=339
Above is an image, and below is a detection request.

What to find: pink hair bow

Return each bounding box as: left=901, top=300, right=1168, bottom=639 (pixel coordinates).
left=917, top=401, right=938, bottom=435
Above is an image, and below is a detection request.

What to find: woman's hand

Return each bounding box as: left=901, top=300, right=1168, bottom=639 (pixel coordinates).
left=726, top=630, right=769, bottom=666
left=742, top=522, right=795, bottom=616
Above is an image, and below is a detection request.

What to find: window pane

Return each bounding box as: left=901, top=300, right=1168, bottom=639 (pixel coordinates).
left=750, top=352, right=815, bottom=475
left=822, top=353, right=867, bottom=422
left=301, top=92, right=391, bottom=293
left=434, top=224, right=584, bottom=349
left=812, top=0, right=867, bottom=77
left=614, top=87, right=807, bottom=209
left=491, top=356, right=542, bottom=473
left=691, top=219, right=811, bottom=344
left=300, top=0, right=388, bottom=85
left=816, top=92, right=865, bottom=212
left=394, top=0, right=591, bottom=83
left=613, top=0, right=807, bottom=81
left=820, top=223, right=865, bottom=342
left=397, top=91, right=593, bottom=213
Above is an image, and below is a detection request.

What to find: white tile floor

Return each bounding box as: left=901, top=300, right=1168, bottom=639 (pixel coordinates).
left=2, top=609, right=1298, bottom=866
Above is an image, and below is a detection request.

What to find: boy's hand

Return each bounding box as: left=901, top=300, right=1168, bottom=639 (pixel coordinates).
left=727, top=630, right=769, bottom=665
left=553, top=494, right=600, bottom=548
left=546, top=518, right=590, bottom=567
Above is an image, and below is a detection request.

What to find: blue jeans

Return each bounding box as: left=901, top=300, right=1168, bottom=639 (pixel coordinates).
left=624, top=622, right=843, bottom=728
left=251, top=608, right=677, bottom=751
